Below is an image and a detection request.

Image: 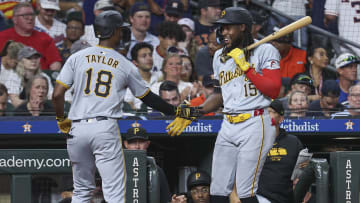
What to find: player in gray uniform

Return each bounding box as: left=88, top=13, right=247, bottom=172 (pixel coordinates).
left=167, top=7, right=282, bottom=203
left=52, top=10, right=177, bottom=203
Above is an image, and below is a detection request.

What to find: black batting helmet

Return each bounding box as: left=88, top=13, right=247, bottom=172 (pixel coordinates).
left=215, top=7, right=253, bottom=29
left=94, top=10, right=130, bottom=39
left=187, top=170, right=211, bottom=190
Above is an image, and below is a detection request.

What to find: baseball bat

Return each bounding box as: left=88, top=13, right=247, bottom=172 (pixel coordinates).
left=220, top=16, right=312, bottom=63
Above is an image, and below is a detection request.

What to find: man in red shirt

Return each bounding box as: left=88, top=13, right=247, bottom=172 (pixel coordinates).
left=0, top=2, right=62, bottom=70
left=271, top=32, right=306, bottom=79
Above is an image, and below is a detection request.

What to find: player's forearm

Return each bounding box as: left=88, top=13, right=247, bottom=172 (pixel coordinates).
left=52, top=84, right=66, bottom=118
left=141, top=91, right=176, bottom=115
left=245, top=68, right=281, bottom=99
left=199, top=92, right=223, bottom=114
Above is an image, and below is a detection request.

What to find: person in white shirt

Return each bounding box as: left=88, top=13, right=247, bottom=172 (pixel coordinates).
left=332, top=83, right=360, bottom=117
left=0, top=40, right=23, bottom=107
left=35, top=0, right=66, bottom=46
left=126, top=2, right=159, bottom=60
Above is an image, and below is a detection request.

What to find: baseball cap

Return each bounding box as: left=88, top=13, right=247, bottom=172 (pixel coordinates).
left=178, top=18, right=195, bottom=32
left=129, top=2, right=150, bottom=16
left=198, top=0, right=221, bottom=8
left=40, top=0, right=60, bottom=11
left=290, top=73, right=313, bottom=88
left=272, top=26, right=293, bottom=43
left=187, top=170, right=211, bottom=190
left=321, top=80, right=340, bottom=97
left=70, top=40, right=91, bottom=54
left=335, top=53, right=360, bottom=69
left=202, top=75, right=216, bottom=87
left=269, top=99, right=284, bottom=116
left=94, top=0, right=114, bottom=11
left=165, top=0, right=184, bottom=16
left=125, top=127, right=148, bottom=141
left=17, top=46, right=41, bottom=60
left=0, top=40, right=24, bottom=58
left=66, top=11, right=83, bottom=24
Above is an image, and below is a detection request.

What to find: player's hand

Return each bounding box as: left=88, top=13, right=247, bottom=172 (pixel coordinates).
left=175, top=102, right=203, bottom=119
left=227, top=48, right=250, bottom=72
left=166, top=117, right=193, bottom=137
left=56, top=116, right=72, bottom=134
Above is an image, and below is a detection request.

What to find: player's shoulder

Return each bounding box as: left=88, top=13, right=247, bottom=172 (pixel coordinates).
left=254, top=42, right=280, bottom=58
left=214, top=49, right=222, bottom=59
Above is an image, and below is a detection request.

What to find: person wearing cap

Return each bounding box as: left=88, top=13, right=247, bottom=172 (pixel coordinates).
left=194, top=0, right=221, bottom=46
left=287, top=90, right=309, bottom=117
left=171, top=170, right=211, bottom=203
left=57, top=11, right=85, bottom=63
left=0, top=40, right=24, bottom=108
left=335, top=53, right=359, bottom=104
left=256, top=99, right=304, bottom=203
left=81, top=0, right=115, bottom=46
left=126, top=2, right=159, bottom=60
left=0, top=3, right=62, bottom=70
left=178, top=18, right=199, bottom=62
left=306, top=79, right=344, bottom=118
left=35, top=0, right=66, bottom=46
left=270, top=27, right=307, bottom=79
left=123, top=125, right=172, bottom=203
left=332, top=83, right=360, bottom=117
left=16, top=45, right=55, bottom=101
left=190, top=74, right=216, bottom=116
left=164, top=0, right=184, bottom=22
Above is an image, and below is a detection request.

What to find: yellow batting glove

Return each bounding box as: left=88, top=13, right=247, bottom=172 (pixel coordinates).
left=166, top=117, right=193, bottom=137
left=56, top=117, right=72, bottom=134
left=227, top=48, right=250, bottom=72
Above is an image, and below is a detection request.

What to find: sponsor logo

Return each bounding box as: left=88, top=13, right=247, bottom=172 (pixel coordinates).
left=280, top=119, right=320, bottom=132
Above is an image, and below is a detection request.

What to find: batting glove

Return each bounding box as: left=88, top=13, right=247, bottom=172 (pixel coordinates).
left=56, top=116, right=72, bottom=134
left=166, top=117, right=193, bottom=137
left=227, top=48, right=250, bottom=72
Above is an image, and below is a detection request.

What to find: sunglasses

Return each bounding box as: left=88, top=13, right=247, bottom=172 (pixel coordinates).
left=341, top=55, right=359, bottom=63
left=295, top=75, right=313, bottom=86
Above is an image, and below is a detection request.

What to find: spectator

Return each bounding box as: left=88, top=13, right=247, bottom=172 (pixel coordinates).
left=277, top=77, right=291, bottom=99
left=256, top=99, right=304, bottom=203
left=194, top=30, right=222, bottom=81
left=267, top=0, right=308, bottom=49
left=190, top=75, right=216, bottom=116
left=158, top=80, right=181, bottom=107
left=164, top=0, right=184, bottom=23
left=16, top=46, right=54, bottom=101
left=304, top=45, right=337, bottom=101
left=14, top=74, right=54, bottom=116
left=335, top=53, right=359, bottom=104
left=194, top=0, right=221, bottom=46
left=124, top=42, right=158, bottom=110
left=152, top=21, right=185, bottom=77
left=279, top=73, right=313, bottom=113
left=57, top=11, right=85, bottom=63
left=249, top=9, right=267, bottom=40
left=123, top=125, right=171, bottom=203
left=270, top=30, right=307, bottom=79
left=288, top=90, right=309, bottom=117
left=306, top=79, right=344, bottom=118
left=151, top=54, right=194, bottom=101
left=82, top=0, right=115, bottom=46
left=332, top=83, right=360, bottom=117
left=0, top=2, right=62, bottom=70
left=0, top=40, right=24, bottom=107
left=171, top=170, right=211, bottom=203
left=325, top=0, right=360, bottom=58
left=178, top=18, right=199, bottom=62
left=180, top=55, right=197, bottom=82
left=70, top=39, right=91, bottom=55
left=35, top=0, right=66, bottom=46
left=126, top=2, right=159, bottom=60
left=0, top=83, right=9, bottom=116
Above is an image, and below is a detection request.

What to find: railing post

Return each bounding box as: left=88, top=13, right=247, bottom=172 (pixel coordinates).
left=11, top=175, right=31, bottom=203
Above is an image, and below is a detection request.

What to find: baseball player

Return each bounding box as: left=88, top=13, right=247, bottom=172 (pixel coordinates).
left=167, top=7, right=281, bottom=203
left=52, top=11, right=179, bottom=203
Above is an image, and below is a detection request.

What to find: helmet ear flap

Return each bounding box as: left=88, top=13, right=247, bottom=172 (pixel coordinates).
left=216, top=27, right=224, bottom=45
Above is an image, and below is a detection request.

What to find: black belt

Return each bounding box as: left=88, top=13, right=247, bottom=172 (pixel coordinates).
left=73, top=116, right=108, bottom=123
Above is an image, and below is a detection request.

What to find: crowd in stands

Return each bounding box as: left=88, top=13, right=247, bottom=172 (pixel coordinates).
left=0, top=0, right=359, bottom=202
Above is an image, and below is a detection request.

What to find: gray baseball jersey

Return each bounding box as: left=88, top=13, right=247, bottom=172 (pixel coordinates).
left=57, top=46, right=149, bottom=120
left=213, top=43, right=280, bottom=113
left=210, top=43, right=280, bottom=199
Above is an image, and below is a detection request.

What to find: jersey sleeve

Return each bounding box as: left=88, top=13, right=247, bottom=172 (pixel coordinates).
left=126, top=62, right=149, bottom=98
left=56, top=54, right=75, bottom=89
left=257, top=43, right=281, bottom=71
left=212, top=49, right=222, bottom=80
left=324, top=0, right=339, bottom=16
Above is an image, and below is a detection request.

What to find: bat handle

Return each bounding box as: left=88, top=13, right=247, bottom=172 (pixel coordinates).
left=220, top=55, right=231, bottom=63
